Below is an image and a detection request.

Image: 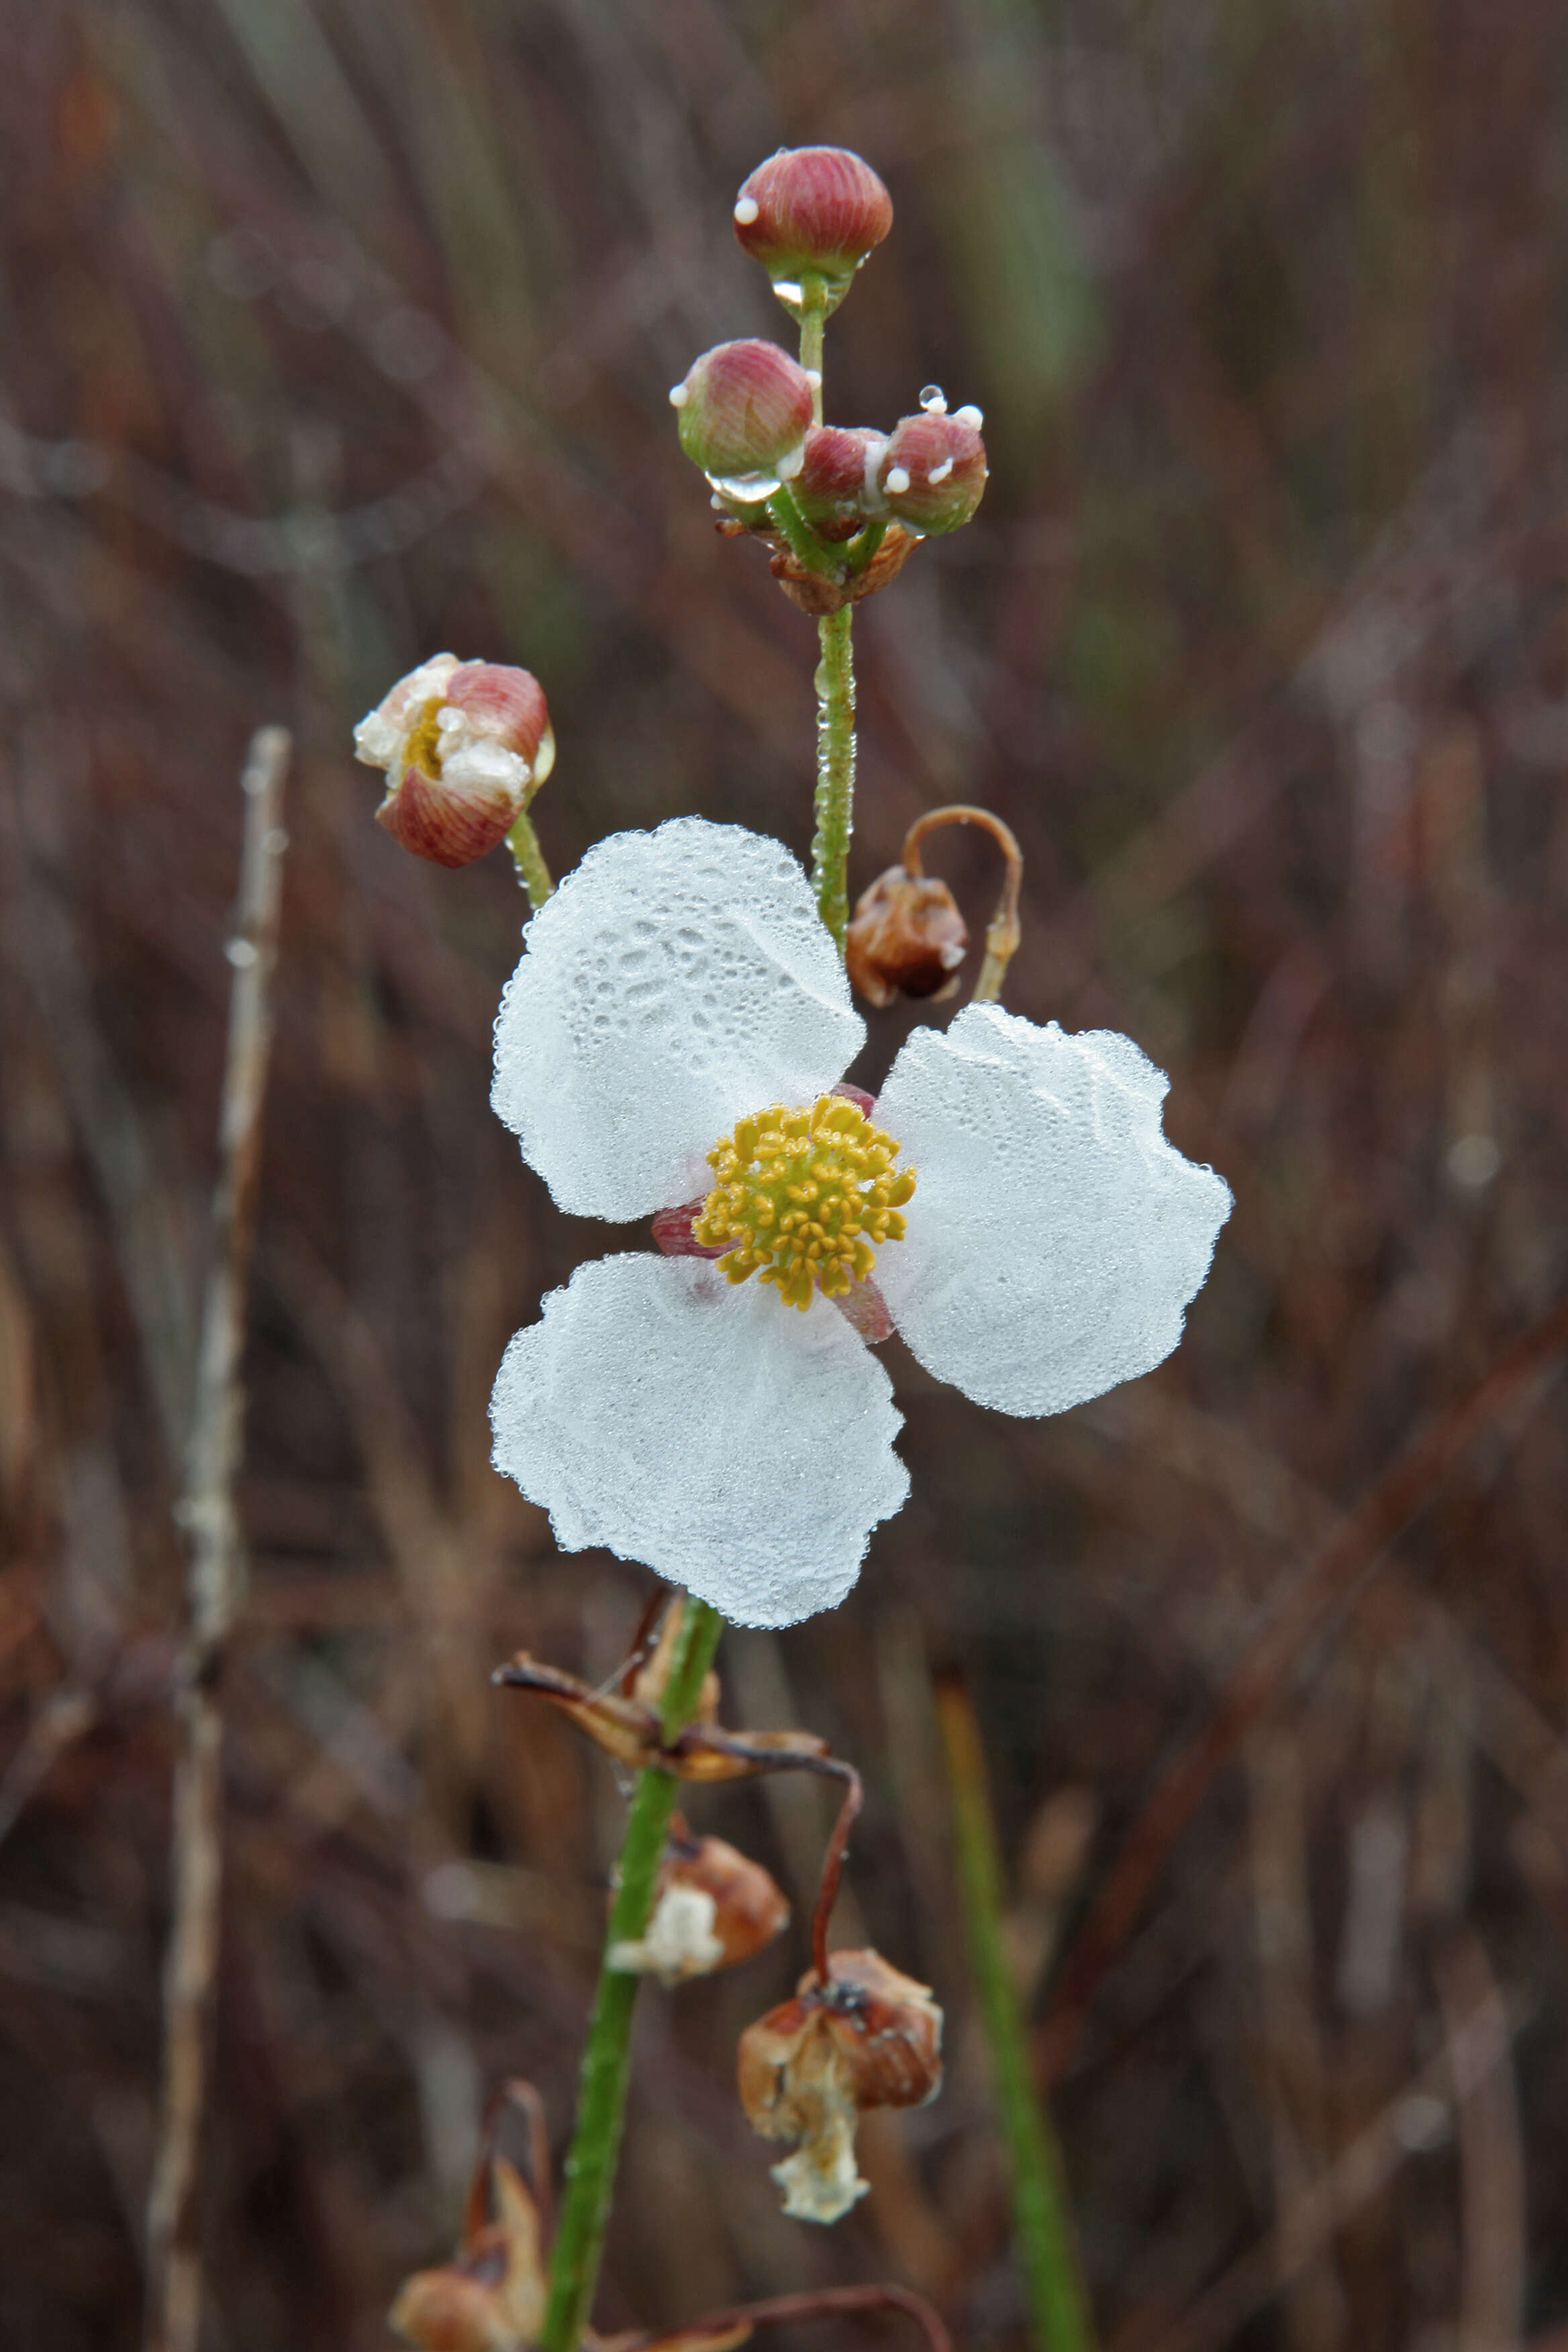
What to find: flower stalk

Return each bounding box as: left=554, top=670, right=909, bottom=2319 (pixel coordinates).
left=934, top=1670, right=1094, bottom=2352
left=507, top=807, right=554, bottom=908
left=812, top=607, right=856, bottom=952
left=538, top=1595, right=724, bottom=2352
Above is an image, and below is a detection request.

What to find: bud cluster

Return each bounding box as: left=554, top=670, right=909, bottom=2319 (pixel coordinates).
left=671, top=146, right=988, bottom=609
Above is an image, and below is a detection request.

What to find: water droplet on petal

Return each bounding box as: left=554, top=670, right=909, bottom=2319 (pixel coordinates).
left=918, top=385, right=947, bottom=413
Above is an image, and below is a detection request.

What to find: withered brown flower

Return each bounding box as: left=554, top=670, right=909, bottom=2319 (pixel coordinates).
left=737, top=1949, right=943, bottom=2223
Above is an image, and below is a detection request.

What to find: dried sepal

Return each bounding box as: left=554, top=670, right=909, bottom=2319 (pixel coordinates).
left=737, top=1949, right=944, bottom=2224
left=630, top=1597, right=720, bottom=1723
left=354, top=654, right=554, bottom=868
left=388, top=2157, right=545, bottom=2352
left=494, top=1653, right=830, bottom=1782
left=769, top=523, right=920, bottom=616
left=611, top=1827, right=789, bottom=1983
left=846, top=867, right=969, bottom=1008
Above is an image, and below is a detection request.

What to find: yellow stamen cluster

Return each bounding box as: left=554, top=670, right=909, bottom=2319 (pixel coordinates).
left=694, top=1095, right=916, bottom=1312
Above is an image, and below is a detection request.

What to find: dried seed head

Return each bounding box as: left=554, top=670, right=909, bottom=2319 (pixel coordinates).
left=878, top=409, right=987, bottom=535
left=846, top=865, right=970, bottom=1007
left=737, top=1948, right=944, bottom=2224
left=734, top=147, right=893, bottom=313
left=789, top=424, right=890, bottom=540
left=387, top=2158, right=544, bottom=2351
left=611, top=1830, right=789, bottom=1983
left=671, top=340, right=814, bottom=497
left=354, top=654, right=554, bottom=867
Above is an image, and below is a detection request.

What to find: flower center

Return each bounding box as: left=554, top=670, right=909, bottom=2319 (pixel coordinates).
left=694, top=1095, right=915, bottom=1311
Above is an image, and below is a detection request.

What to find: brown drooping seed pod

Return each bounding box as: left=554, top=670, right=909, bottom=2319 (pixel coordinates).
left=671, top=339, right=815, bottom=493
left=878, top=405, right=987, bottom=535
left=387, top=2157, right=544, bottom=2351
left=354, top=656, right=554, bottom=867
left=846, top=866, right=970, bottom=1006
left=737, top=1948, right=943, bottom=2222
left=732, top=146, right=893, bottom=310
left=611, top=1826, right=789, bottom=1985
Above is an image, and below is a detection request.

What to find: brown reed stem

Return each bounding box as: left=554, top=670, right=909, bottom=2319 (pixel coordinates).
left=143, top=725, right=291, bottom=2352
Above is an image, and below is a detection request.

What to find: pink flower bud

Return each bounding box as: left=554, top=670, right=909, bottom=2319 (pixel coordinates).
left=733, top=147, right=893, bottom=308
left=790, top=424, right=889, bottom=541
left=670, top=340, right=814, bottom=495
left=878, top=406, right=987, bottom=534
left=354, top=654, right=554, bottom=868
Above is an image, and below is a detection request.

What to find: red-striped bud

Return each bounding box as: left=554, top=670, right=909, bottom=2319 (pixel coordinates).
left=878, top=403, right=987, bottom=535
left=354, top=655, right=554, bottom=867
left=733, top=147, right=893, bottom=313
left=671, top=340, right=814, bottom=498
left=790, top=425, right=890, bottom=541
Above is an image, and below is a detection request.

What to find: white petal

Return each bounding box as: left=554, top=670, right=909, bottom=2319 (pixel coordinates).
left=875, top=1004, right=1232, bottom=1417
left=492, top=818, right=863, bottom=1220
left=489, top=1254, right=908, bottom=1628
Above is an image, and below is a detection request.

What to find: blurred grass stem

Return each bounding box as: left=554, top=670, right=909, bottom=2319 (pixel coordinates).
left=539, top=1594, right=724, bottom=2352
left=507, top=807, right=554, bottom=908
left=936, top=1671, right=1094, bottom=2352
left=144, top=726, right=291, bottom=2352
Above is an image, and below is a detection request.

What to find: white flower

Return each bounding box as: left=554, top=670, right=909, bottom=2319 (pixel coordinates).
left=489, top=819, right=1230, bottom=1628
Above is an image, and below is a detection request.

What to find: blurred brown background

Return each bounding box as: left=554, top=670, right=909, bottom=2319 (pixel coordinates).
left=3, top=2, right=1568, bottom=2347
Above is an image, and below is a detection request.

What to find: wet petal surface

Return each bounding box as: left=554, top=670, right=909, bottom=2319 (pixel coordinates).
left=875, top=1005, right=1232, bottom=1416
left=489, top=1253, right=908, bottom=1627
left=492, top=819, right=862, bottom=1220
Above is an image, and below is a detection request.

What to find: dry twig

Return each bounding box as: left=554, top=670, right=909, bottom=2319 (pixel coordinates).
left=143, top=726, right=291, bottom=2352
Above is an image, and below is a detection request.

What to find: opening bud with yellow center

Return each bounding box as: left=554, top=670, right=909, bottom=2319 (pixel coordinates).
left=354, top=654, right=554, bottom=867
left=693, top=1093, right=915, bottom=1310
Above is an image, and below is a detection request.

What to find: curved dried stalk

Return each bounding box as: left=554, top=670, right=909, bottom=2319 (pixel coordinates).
left=901, top=804, right=1022, bottom=1003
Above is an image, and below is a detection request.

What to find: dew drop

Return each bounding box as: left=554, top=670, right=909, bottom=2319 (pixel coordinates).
left=705, top=466, right=783, bottom=502
left=918, top=385, right=947, bottom=414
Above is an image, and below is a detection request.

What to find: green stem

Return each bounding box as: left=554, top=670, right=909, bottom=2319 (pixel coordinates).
left=507, top=807, right=554, bottom=909
left=767, top=486, right=842, bottom=578
left=538, top=1596, right=724, bottom=2352
left=935, top=1675, right=1095, bottom=2352
left=798, top=273, right=826, bottom=420
left=812, top=606, right=856, bottom=955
